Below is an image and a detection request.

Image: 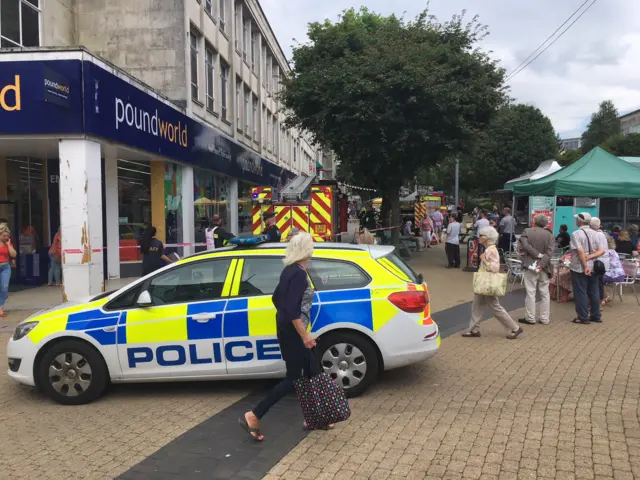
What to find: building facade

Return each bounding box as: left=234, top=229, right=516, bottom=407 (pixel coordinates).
left=0, top=0, right=321, bottom=300
left=619, top=108, right=640, bottom=136
left=559, top=137, right=581, bottom=151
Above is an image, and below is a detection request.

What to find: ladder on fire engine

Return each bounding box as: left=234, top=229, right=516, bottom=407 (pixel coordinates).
left=280, top=174, right=315, bottom=202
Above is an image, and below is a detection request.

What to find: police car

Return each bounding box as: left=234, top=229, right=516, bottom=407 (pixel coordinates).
left=7, top=238, right=440, bottom=405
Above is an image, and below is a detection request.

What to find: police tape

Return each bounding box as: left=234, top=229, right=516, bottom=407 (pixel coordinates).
left=62, top=226, right=402, bottom=254
left=63, top=242, right=208, bottom=254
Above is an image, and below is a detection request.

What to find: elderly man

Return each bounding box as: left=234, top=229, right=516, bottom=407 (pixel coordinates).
left=518, top=214, right=555, bottom=325
left=590, top=217, right=610, bottom=304
left=570, top=212, right=606, bottom=324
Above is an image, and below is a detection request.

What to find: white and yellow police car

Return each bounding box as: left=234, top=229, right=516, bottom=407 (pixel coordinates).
left=7, top=239, right=440, bottom=405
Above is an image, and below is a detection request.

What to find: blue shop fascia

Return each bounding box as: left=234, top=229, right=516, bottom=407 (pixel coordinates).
left=0, top=48, right=295, bottom=284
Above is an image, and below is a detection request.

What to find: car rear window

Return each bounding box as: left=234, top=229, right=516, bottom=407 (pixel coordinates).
left=380, top=252, right=419, bottom=284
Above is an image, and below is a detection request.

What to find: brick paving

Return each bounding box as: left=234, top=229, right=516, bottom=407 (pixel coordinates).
left=2, top=245, right=639, bottom=480
left=266, top=298, right=640, bottom=480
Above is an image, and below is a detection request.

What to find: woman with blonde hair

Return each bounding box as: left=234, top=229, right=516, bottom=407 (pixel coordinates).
left=240, top=232, right=332, bottom=440
left=356, top=228, right=376, bottom=245
left=463, top=226, right=523, bottom=339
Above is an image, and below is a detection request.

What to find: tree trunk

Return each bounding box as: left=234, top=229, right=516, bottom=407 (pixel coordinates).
left=388, top=191, right=401, bottom=246
left=380, top=194, right=390, bottom=228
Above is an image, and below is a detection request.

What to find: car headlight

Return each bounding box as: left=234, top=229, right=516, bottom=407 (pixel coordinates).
left=13, top=322, right=38, bottom=341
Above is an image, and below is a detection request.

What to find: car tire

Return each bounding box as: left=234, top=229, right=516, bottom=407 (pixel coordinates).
left=317, top=331, right=379, bottom=398
left=36, top=339, right=109, bottom=405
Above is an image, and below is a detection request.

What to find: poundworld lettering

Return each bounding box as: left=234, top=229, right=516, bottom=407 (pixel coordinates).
left=115, top=97, right=188, bottom=147
left=0, top=75, right=21, bottom=111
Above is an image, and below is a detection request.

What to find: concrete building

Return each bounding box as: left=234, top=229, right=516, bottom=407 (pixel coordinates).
left=619, top=108, right=640, bottom=136
left=559, top=137, right=581, bottom=151
left=0, top=0, right=321, bottom=300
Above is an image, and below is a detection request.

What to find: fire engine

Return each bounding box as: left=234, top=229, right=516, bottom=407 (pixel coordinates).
left=251, top=176, right=346, bottom=242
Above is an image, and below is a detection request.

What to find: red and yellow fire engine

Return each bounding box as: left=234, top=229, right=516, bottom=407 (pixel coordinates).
left=251, top=179, right=345, bottom=242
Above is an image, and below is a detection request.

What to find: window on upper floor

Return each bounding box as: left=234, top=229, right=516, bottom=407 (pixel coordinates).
left=243, top=17, right=251, bottom=62
left=251, top=31, right=258, bottom=71
left=235, top=77, right=242, bottom=130
left=266, top=111, right=272, bottom=151
left=272, top=115, right=278, bottom=155
left=220, top=60, right=229, bottom=120
left=234, top=2, right=242, bottom=52
left=252, top=95, right=259, bottom=140
left=204, top=0, right=213, bottom=18
left=190, top=30, right=200, bottom=102
left=261, top=46, right=267, bottom=87
left=266, top=54, right=272, bottom=94
left=1, top=0, right=40, bottom=48
left=219, top=0, right=226, bottom=32
left=205, top=45, right=216, bottom=113
left=244, top=86, right=251, bottom=134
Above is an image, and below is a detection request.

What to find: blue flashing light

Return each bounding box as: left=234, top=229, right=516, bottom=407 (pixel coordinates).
left=229, top=235, right=268, bottom=246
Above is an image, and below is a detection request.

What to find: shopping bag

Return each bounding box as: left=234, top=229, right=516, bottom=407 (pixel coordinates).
left=473, top=270, right=508, bottom=296
left=293, top=350, right=351, bottom=430
left=430, top=233, right=439, bottom=245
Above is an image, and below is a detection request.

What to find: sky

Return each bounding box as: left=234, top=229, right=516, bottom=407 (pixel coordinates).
left=259, top=0, right=640, bottom=138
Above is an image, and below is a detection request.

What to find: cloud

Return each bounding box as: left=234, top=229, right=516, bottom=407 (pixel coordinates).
left=260, top=0, right=640, bottom=138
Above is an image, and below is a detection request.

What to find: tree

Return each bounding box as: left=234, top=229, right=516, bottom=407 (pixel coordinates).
left=601, top=133, right=640, bottom=157
left=556, top=149, right=582, bottom=166
left=279, top=7, right=507, bottom=242
left=581, top=100, right=621, bottom=153
left=421, top=104, right=557, bottom=193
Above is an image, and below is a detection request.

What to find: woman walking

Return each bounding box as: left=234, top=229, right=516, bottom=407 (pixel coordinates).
left=139, top=226, right=173, bottom=275
left=48, top=226, right=62, bottom=286
left=240, top=232, right=332, bottom=441
left=0, top=226, right=17, bottom=317
left=463, top=226, right=523, bottom=339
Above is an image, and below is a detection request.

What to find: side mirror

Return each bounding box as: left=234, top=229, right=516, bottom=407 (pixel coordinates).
left=136, top=290, right=152, bottom=308
left=416, top=273, right=424, bottom=285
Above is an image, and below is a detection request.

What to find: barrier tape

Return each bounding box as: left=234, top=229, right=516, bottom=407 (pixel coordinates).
left=62, top=227, right=402, bottom=254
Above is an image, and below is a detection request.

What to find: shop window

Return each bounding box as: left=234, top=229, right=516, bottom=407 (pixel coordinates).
left=237, top=181, right=253, bottom=236
left=117, top=159, right=151, bottom=262
left=193, top=169, right=230, bottom=251
left=0, top=0, right=40, bottom=48
left=3, top=157, right=44, bottom=253
left=164, top=163, right=184, bottom=257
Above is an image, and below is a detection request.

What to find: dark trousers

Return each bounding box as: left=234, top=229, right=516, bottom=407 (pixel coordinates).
left=445, top=242, right=460, bottom=267
left=598, top=274, right=605, bottom=300
left=571, top=271, right=601, bottom=322
left=252, top=331, right=317, bottom=419
left=498, top=233, right=514, bottom=252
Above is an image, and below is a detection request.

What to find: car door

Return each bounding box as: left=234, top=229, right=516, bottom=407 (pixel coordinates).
left=223, top=256, right=289, bottom=376
left=114, top=258, right=234, bottom=380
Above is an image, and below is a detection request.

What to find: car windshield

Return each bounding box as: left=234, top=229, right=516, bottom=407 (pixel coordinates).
left=384, top=252, right=419, bottom=284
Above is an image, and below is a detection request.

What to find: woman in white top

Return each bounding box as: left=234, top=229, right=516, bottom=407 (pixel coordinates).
left=463, top=226, right=523, bottom=340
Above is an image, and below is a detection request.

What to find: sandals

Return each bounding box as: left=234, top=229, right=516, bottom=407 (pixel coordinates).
left=303, top=422, right=335, bottom=431
left=238, top=417, right=263, bottom=442
left=506, top=327, right=523, bottom=340
left=572, top=318, right=590, bottom=325
left=462, top=331, right=481, bottom=338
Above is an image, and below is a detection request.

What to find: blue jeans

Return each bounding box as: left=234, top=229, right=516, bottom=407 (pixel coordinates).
left=0, top=263, right=10, bottom=308
left=571, top=271, right=601, bottom=322
left=48, top=254, right=62, bottom=285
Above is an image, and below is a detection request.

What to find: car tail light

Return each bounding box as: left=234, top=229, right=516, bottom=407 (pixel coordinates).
left=388, top=291, right=428, bottom=313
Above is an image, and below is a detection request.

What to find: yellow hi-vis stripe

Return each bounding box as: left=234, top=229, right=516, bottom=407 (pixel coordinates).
left=222, top=259, right=239, bottom=297
left=230, top=259, right=244, bottom=296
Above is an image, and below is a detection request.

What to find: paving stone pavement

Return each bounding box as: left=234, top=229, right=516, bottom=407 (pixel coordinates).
left=265, top=299, right=640, bottom=480
left=2, top=246, right=639, bottom=480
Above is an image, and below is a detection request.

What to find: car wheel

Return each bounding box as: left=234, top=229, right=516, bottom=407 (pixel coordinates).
left=317, top=331, right=379, bottom=398
left=36, top=339, right=109, bottom=405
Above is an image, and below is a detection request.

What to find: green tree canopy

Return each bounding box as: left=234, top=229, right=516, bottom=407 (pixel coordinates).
left=601, top=133, right=640, bottom=157
left=581, top=100, right=621, bottom=153
left=279, top=7, right=507, bottom=238
left=422, top=104, right=558, bottom=193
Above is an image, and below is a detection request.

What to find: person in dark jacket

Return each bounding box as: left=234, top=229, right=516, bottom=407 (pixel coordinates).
left=262, top=212, right=281, bottom=243
left=210, top=214, right=235, bottom=248
left=139, top=226, right=173, bottom=275
left=239, top=232, right=332, bottom=441
left=615, top=231, right=636, bottom=256
left=556, top=224, right=571, bottom=250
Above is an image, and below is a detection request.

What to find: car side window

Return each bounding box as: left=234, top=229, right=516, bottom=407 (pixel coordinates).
left=237, top=257, right=284, bottom=297
left=148, top=259, right=231, bottom=306
left=308, top=259, right=371, bottom=291
left=104, top=284, right=142, bottom=311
